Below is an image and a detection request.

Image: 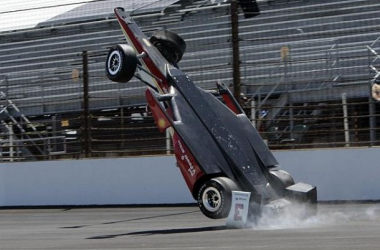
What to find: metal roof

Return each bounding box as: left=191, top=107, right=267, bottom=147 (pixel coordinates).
left=39, top=0, right=181, bottom=27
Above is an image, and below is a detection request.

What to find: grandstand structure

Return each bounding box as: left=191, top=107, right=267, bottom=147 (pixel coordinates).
left=0, top=0, right=379, bottom=161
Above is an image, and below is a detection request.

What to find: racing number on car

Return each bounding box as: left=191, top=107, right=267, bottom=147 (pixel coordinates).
left=234, top=203, right=244, bottom=221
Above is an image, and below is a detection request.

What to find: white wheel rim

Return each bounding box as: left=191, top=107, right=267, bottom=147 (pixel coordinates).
left=202, top=187, right=222, bottom=212
left=107, top=50, right=122, bottom=75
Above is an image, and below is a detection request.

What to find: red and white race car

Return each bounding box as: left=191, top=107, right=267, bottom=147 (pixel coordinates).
left=105, top=7, right=317, bottom=220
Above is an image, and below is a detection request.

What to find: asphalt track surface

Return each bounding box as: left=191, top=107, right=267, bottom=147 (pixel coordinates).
left=1, top=203, right=380, bottom=250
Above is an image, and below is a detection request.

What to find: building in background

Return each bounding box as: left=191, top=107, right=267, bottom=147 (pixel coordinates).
left=0, top=0, right=379, bottom=161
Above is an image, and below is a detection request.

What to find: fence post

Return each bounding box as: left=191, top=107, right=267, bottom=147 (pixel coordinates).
left=341, top=93, right=350, bottom=147
left=166, top=129, right=171, bottom=155
left=367, top=48, right=377, bottom=146
left=251, top=99, right=256, bottom=128
left=231, top=0, right=241, bottom=102
left=8, top=122, right=14, bottom=162
left=82, top=51, right=91, bottom=157
left=368, top=93, right=376, bottom=146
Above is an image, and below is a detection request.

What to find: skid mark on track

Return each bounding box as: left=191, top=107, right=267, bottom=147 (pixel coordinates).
left=87, top=225, right=226, bottom=239
left=60, top=210, right=199, bottom=229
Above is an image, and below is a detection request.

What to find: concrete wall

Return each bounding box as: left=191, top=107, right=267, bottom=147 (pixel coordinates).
left=0, top=147, right=379, bottom=206
left=274, top=147, right=380, bottom=201
left=0, top=157, right=193, bottom=206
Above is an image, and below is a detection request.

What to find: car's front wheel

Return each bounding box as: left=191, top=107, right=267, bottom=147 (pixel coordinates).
left=197, top=177, right=238, bottom=219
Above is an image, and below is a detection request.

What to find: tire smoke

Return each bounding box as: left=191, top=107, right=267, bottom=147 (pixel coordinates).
left=251, top=203, right=380, bottom=230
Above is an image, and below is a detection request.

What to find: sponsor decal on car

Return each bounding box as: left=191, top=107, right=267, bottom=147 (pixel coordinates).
left=178, top=140, right=196, bottom=176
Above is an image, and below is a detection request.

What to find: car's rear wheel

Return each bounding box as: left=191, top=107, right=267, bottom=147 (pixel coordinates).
left=197, top=177, right=238, bottom=219
left=150, top=29, right=186, bottom=65
left=105, top=44, right=138, bottom=83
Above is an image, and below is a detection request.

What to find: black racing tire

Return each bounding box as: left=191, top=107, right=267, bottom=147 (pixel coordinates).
left=197, top=177, right=238, bottom=219
left=269, top=169, right=295, bottom=196
left=105, top=44, right=138, bottom=83
left=149, top=29, right=186, bottom=65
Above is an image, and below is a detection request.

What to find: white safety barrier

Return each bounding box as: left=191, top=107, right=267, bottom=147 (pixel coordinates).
left=274, top=147, right=380, bottom=201
left=0, top=147, right=379, bottom=206
left=0, top=157, right=194, bottom=206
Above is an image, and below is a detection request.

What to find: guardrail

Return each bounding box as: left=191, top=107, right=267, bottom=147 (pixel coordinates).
left=0, top=136, right=66, bottom=161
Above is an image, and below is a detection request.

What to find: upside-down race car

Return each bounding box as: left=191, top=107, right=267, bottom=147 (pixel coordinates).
left=105, top=7, right=317, bottom=220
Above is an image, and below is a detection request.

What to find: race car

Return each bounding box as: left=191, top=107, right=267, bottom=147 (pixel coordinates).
left=105, top=7, right=317, bottom=220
